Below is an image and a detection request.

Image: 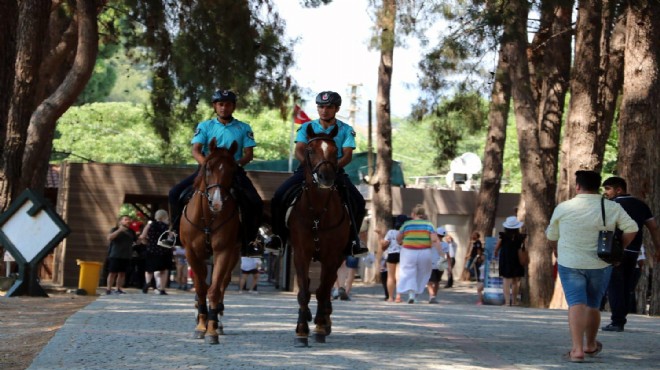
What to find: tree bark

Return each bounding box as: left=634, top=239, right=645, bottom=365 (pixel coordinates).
left=503, top=0, right=556, bottom=308
left=20, top=0, right=99, bottom=193
left=472, top=45, right=510, bottom=238
left=0, top=0, right=18, bottom=150
left=558, top=0, right=603, bottom=202
left=372, top=0, right=395, bottom=235
left=617, top=0, right=660, bottom=315
left=0, top=0, right=50, bottom=211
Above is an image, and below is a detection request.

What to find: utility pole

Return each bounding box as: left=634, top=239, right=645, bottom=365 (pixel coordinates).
left=347, top=83, right=362, bottom=127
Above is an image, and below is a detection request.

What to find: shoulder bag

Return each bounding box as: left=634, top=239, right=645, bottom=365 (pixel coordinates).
left=596, top=197, right=623, bottom=264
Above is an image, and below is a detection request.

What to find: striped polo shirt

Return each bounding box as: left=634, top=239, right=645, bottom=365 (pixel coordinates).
left=400, top=219, right=436, bottom=249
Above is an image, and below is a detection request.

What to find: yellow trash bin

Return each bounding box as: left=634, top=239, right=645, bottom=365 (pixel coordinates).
left=77, top=260, right=104, bottom=295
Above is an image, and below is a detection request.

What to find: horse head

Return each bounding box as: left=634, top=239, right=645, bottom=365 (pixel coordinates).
left=198, top=138, right=238, bottom=212
left=304, top=124, right=339, bottom=189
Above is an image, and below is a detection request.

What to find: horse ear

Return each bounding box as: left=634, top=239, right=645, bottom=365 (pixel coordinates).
left=329, top=124, right=339, bottom=138
left=229, top=141, right=238, bottom=156
left=306, top=124, right=315, bottom=140
left=209, top=138, right=218, bottom=153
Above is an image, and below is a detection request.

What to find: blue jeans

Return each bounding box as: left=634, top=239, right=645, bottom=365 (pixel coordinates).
left=558, top=264, right=612, bottom=308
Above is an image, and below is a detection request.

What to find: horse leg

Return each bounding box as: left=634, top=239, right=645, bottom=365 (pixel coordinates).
left=313, top=257, right=342, bottom=342
left=293, top=258, right=312, bottom=347
left=205, top=253, right=225, bottom=345
left=188, top=252, right=209, bottom=339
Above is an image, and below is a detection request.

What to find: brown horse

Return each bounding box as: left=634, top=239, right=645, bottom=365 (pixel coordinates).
left=288, top=124, right=351, bottom=347
left=180, top=138, right=241, bottom=345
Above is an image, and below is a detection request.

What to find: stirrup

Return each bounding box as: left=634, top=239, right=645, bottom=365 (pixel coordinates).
left=351, top=240, right=369, bottom=257
left=157, top=231, right=176, bottom=248
left=264, top=234, right=283, bottom=255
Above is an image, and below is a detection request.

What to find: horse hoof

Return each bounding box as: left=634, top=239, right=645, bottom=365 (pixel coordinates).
left=313, top=333, right=326, bottom=343
left=294, top=337, right=309, bottom=347
left=193, top=330, right=205, bottom=340
left=206, top=335, right=219, bottom=345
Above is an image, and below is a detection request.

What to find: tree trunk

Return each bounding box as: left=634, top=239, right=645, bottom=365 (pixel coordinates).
left=617, top=0, right=660, bottom=315
left=21, top=0, right=99, bottom=193
left=0, top=0, right=50, bottom=211
left=504, top=0, right=555, bottom=308
left=472, top=46, right=510, bottom=238
left=372, top=0, right=395, bottom=236
left=0, top=0, right=18, bottom=149
left=557, top=0, right=611, bottom=202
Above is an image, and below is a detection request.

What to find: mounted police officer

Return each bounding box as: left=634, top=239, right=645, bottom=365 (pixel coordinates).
left=163, top=89, right=263, bottom=255
left=271, top=91, right=368, bottom=256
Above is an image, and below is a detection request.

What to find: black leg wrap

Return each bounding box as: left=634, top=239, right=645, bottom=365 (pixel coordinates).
left=198, top=304, right=208, bottom=316
left=217, top=303, right=224, bottom=313
left=208, top=308, right=219, bottom=322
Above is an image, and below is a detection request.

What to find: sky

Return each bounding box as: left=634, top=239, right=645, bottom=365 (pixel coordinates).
left=273, top=0, right=426, bottom=122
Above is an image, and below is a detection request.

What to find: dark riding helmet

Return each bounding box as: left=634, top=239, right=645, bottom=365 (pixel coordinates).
left=211, top=89, right=237, bottom=103
left=315, top=91, right=342, bottom=107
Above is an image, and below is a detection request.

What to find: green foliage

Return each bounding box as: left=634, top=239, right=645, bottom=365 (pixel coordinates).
left=53, top=102, right=302, bottom=165
left=119, top=0, right=297, bottom=141
left=428, top=91, right=487, bottom=168
left=75, top=58, right=118, bottom=105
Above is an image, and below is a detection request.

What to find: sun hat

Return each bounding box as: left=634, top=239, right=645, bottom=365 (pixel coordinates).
left=502, top=216, right=523, bottom=229
left=436, top=226, right=446, bottom=236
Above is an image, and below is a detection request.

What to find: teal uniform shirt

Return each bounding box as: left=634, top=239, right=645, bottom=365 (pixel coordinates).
left=295, top=119, right=356, bottom=159
left=191, top=117, right=256, bottom=161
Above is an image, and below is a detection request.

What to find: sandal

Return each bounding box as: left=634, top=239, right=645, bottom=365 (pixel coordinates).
left=585, top=341, right=602, bottom=357
left=394, top=297, right=402, bottom=303
left=562, top=352, right=584, bottom=363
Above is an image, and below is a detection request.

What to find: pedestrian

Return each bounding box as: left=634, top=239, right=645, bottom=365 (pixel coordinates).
left=443, top=233, right=457, bottom=288
left=546, top=170, right=638, bottom=362
left=140, top=209, right=172, bottom=295
left=426, top=226, right=447, bottom=304
left=238, top=256, right=261, bottom=294
left=464, top=231, right=483, bottom=281
left=163, top=89, right=263, bottom=256
left=380, top=214, right=408, bottom=303
left=396, top=204, right=442, bottom=304
left=333, top=255, right=359, bottom=301
left=174, top=245, right=188, bottom=290
left=378, top=245, right=389, bottom=301
left=475, top=254, right=486, bottom=305
left=600, top=176, right=660, bottom=332
left=494, top=216, right=526, bottom=305
left=106, top=215, right=136, bottom=295
left=270, top=91, right=368, bottom=257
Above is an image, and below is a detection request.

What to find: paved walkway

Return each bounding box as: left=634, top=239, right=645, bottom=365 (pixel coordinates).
left=29, top=281, right=660, bottom=370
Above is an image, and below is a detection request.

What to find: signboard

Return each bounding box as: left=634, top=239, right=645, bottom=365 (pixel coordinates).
left=0, top=189, right=70, bottom=296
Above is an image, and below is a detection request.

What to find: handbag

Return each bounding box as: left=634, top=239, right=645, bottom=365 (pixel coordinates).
left=597, top=197, right=623, bottom=264
left=518, top=245, right=529, bottom=266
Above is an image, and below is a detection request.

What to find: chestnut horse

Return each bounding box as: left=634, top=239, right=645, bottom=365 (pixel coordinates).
left=288, top=125, right=351, bottom=347
left=180, top=138, right=241, bottom=345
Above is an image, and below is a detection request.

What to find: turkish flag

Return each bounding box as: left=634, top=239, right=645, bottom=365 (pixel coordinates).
left=293, top=104, right=311, bottom=124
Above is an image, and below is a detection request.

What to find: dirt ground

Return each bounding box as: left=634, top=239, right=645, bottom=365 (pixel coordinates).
left=0, top=291, right=95, bottom=370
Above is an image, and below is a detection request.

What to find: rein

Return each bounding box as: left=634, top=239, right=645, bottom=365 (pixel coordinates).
left=305, top=137, right=338, bottom=182
left=183, top=162, right=237, bottom=247
left=301, top=136, right=346, bottom=257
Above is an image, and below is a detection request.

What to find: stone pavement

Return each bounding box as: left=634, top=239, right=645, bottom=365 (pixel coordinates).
left=29, top=281, right=660, bottom=370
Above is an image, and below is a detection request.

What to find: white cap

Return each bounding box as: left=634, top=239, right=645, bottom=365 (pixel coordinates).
left=436, top=226, right=446, bottom=236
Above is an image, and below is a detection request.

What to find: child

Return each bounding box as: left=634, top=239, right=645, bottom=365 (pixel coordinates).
left=239, top=256, right=261, bottom=294
left=476, top=254, right=486, bottom=305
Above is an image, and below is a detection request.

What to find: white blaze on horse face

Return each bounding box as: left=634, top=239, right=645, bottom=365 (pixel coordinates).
left=210, top=164, right=224, bottom=211
left=321, top=141, right=329, bottom=157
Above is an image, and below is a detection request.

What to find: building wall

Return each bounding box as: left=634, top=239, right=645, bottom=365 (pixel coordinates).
left=53, top=162, right=290, bottom=287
